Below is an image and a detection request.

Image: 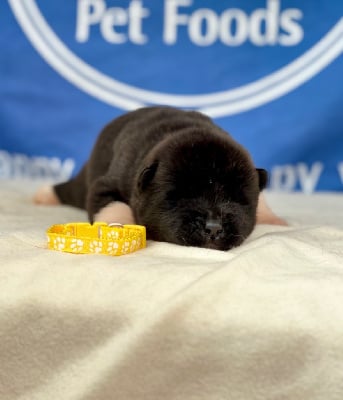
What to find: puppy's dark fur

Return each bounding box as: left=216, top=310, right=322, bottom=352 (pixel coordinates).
left=53, top=107, right=267, bottom=250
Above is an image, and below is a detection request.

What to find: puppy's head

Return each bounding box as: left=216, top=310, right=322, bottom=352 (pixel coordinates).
left=131, top=133, right=267, bottom=251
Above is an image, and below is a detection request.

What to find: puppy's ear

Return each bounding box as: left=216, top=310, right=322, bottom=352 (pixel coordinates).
left=256, top=168, right=268, bottom=191
left=138, top=161, right=159, bottom=191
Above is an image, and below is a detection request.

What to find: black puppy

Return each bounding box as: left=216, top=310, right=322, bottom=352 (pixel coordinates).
left=35, top=106, right=284, bottom=251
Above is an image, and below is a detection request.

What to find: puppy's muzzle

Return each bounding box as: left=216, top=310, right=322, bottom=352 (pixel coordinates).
left=204, top=219, right=223, bottom=242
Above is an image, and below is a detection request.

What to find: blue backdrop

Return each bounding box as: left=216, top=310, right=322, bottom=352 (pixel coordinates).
left=1, top=0, right=342, bottom=192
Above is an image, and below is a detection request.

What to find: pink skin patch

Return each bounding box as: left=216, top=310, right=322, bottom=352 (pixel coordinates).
left=256, top=193, right=287, bottom=226
left=94, top=201, right=135, bottom=225
left=33, top=185, right=60, bottom=205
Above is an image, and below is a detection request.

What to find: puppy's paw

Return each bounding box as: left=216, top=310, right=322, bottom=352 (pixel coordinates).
left=257, top=213, right=288, bottom=226
left=256, top=193, right=288, bottom=226
left=33, top=185, right=60, bottom=205
left=94, top=201, right=135, bottom=225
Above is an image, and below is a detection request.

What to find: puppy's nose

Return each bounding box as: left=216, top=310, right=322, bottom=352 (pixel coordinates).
left=205, top=219, right=223, bottom=241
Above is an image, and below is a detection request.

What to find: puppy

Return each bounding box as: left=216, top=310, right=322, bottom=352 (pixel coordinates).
left=35, top=106, right=286, bottom=251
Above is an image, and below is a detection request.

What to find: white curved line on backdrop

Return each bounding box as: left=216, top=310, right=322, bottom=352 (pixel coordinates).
left=8, top=0, right=343, bottom=117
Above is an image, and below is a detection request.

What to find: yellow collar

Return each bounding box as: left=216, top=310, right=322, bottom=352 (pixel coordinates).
left=47, top=222, right=146, bottom=256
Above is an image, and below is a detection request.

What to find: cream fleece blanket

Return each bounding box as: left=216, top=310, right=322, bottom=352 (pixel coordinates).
left=1, top=179, right=343, bottom=400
